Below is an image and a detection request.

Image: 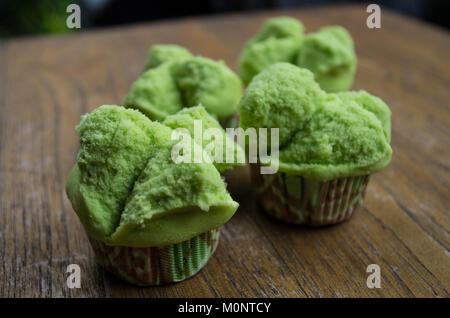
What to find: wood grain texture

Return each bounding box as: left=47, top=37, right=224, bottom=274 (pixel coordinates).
left=0, top=5, right=449, bottom=298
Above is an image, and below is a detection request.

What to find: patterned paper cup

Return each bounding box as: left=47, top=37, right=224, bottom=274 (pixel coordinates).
left=250, top=165, right=370, bottom=226
left=88, top=228, right=220, bottom=286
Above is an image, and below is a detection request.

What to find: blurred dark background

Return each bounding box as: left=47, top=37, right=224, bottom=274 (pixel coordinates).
left=0, top=0, right=449, bottom=38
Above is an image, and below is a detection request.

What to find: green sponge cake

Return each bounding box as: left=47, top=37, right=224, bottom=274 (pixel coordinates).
left=277, top=93, right=391, bottom=180
left=238, top=17, right=356, bottom=92
left=172, top=57, right=243, bottom=119
left=66, top=105, right=239, bottom=285
left=337, top=90, right=391, bottom=142
left=67, top=105, right=173, bottom=239
left=124, top=46, right=243, bottom=123
left=296, top=26, right=356, bottom=92
left=239, top=63, right=391, bottom=179
left=239, top=63, right=391, bottom=225
left=163, top=106, right=245, bottom=173
left=238, top=17, right=304, bottom=85
left=112, top=146, right=238, bottom=247
left=123, top=62, right=183, bottom=121
left=238, top=62, right=325, bottom=148
left=143, top=44, right=192, bottom=70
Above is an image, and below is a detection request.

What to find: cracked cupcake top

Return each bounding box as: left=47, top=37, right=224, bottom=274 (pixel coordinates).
left=296, top=26, right=356, bottom=92
left=124, top=45, right=243, bottom=122
left=66, top=105, right=239, bottom=247
left=238, top=17, right=356, bottom=92
left=238, top=17, right=305, bottom=85
left=238, top=63, right=392, bottom=181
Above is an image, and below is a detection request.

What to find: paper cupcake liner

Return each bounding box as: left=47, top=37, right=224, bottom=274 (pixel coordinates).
left=88, top=228, right=220, bottom=286
left=250, top=165, right=370, bottom=226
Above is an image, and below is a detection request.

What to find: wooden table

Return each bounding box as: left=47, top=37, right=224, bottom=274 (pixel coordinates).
left=1, top=5, right=449, bottom=298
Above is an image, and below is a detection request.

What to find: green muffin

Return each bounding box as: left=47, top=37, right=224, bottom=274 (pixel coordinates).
left=238, top=17, right=356, bottom=92
left=163, top=106, right=245, bottom=173
left=238, top=17, right=304, bottom=85
left=239, top=63, right=391, bottom=225
left=66, top=105, right=239, bottom=285
left=296, top=26, right=357, bottom=92
left=124, top=45, right=243, bottom=125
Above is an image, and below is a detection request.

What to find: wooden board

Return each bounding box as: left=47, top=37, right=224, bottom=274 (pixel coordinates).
left=0, top=5, right=449, bottom=297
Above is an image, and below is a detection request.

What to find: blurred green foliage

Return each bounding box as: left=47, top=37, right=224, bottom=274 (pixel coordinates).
left=0, top=0, right=78, bottom=38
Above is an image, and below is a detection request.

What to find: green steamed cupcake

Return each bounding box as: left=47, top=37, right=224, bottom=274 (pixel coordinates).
left=124, top=45, right=243, bottom=124
left=296, top=26, right=357, bottom=92
left=163, top=106, right=245, bottom=173
left=238, top=17, right=304, bottom=85
left=238, top=17, right=357, bottom=92
left=66, top=105, right=239, bottom=285
left=239, top=63, right=391, bottom=225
